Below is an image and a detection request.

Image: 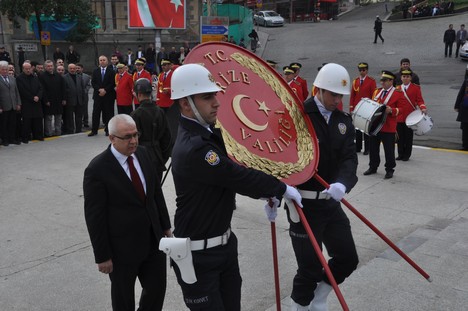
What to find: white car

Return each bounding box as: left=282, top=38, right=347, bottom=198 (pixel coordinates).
left=254, top=10, right=284, bottom=27
left=460, top=41, right=468, bottom=60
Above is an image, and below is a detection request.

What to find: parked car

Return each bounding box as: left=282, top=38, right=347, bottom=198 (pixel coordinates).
left=460, top=42, right=468, bottom=60
left=254, top=10, right=284, bottom=27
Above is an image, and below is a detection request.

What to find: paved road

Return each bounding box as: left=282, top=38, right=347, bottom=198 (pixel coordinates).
left=1, top=5, right=468, bottom=311
left=259, top=3, right=467, bottom=150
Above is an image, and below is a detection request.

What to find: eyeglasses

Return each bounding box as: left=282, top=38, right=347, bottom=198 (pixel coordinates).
left=113, top=132, right=141, bottom=140
left=359, top=69, right=367, bottom=71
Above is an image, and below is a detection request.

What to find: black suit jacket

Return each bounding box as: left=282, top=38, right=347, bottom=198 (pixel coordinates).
left=83, top=145, right=171, bottom=264
left=91, top=65, right=115, bottom=100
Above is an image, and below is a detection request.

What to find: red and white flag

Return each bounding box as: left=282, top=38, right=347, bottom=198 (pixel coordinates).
left=129, top=0, right=185, bottom=29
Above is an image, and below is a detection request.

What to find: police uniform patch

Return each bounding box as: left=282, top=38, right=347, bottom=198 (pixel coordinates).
left=338, top=123, right=347, bottom=135
left=205, top=150, right=220, bottom=166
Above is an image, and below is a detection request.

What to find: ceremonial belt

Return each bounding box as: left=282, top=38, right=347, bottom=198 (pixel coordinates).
left=191, top=228, right=231, bottom=251
left=298, top=189, right=329, bottom=200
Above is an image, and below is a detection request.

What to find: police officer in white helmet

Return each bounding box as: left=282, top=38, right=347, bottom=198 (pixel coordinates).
left=287, top=63, right=359, bottom=311
left=164, top=63, right=302, bottom=310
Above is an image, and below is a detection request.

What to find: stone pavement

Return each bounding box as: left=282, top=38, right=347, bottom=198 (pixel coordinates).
left=1, top=4, right=468, bottom=310
left=0, top=129, right=467, bottom=311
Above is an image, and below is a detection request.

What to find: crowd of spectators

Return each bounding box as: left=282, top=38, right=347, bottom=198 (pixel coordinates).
left=399, top=0, right=455, bottom=19
left=0, top=42, right=196, bottom=147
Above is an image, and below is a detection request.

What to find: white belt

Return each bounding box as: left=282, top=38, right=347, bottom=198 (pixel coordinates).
left=191, top=228, right=231, bottom=251
left=298, top=189, right=329, bottom=200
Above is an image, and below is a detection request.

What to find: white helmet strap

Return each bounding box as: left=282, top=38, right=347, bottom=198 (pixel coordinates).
left=187, top=96, right=209, bottom=127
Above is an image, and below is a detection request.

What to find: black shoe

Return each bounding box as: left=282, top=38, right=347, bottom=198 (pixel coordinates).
left=384, top=171, right=394, bottom=179
left=88, top=132, right=97, bottom=137
left=401, top=157, right=409, bottom=161
left=363, top=168, right=377, bottom=176
left=396, top=156, right=403, bottom=160
left=2, top=142, right=9, bottom=146
left=363, top=150, right=369, bottom=155
left=21, top=140, right=28, bottom=144
left=105, top=132, right=109, bottom=136
left=12, top=140, right=21, bottom=145
left=356, top=150, right=362, bottom=153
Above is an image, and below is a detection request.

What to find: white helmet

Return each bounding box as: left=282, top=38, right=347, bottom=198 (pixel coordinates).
left=171, top=63, right=221, bottom=100
left=313, top=63, right=351, bottom=95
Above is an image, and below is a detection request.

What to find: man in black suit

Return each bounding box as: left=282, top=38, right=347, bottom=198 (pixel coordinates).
left=89, top=55, right=115, bottom=136
left=84, top=114, right=172, bottom=311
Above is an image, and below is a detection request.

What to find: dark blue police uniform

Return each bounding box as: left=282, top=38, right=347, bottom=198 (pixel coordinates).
left=287, top=97, right=359, bottom=306
left=171, top=116, right=287, bottom=310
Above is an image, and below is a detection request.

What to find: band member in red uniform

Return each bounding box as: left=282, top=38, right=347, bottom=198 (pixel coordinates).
left=156, top=59, right=174, bottom=112
left=363, top=71, right=411, bottom=179
left=349, top=62, right=377, bottom=154
left=283, top=66, right=304, bottom=103
left=115, top=64, right=134, bottom=115
left=395, top=69, right=427, bottom=161
left=290, top=62, right=309, bottom=99
left=133, top=58, right=151, bottom=109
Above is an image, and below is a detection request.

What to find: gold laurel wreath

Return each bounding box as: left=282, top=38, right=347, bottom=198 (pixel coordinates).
left=217, top=52, right=315, bottom=179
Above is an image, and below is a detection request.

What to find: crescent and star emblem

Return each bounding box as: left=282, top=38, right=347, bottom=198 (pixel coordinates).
left=232, top=94, right=270, bottom=132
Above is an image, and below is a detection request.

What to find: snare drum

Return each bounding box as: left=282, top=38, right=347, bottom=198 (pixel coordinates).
left=405, top=109, right=433, bottom=136
left=352, top=98, right=387, bottom=136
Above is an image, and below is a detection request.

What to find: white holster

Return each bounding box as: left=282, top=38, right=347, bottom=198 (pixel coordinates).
left=284, top=198, right=300, bottom=223
left=159, top=237, right=197, bottom=284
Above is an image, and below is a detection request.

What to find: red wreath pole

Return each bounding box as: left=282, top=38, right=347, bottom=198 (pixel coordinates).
left=270, top=221, right=282, bottom=311
left=293, top=201, right=350, bottom=311
left=313, top=174, right=432, bottom=282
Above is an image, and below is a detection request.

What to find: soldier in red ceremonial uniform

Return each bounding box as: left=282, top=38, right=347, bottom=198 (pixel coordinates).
left=115, top=64, right=134, bottom=115
left=290, top=62, right=309, bottom=99
left=156, top=59, right=174, bottom=112
left=349, top=62, right=377, bottom=154
left=363, top=71, right=411, bottom=179
left=395, top=69, right=427, bottom=161
left=133, top=58, right=151, bottom=109
left=283, top=66, right=304, bottom=103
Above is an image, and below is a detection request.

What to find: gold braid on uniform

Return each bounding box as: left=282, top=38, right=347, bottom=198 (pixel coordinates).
left=352, top=79, right=360, bottom=92
left=215, top=52, right=315, bottom=179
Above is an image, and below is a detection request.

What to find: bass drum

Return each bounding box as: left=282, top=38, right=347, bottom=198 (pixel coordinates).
left=352, top=98, right=387, bottom=136
left=405, top=109, right=433, bottom=136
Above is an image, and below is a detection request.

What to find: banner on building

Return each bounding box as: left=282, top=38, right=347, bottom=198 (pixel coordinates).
left=128, top=0, right=186, bottom=29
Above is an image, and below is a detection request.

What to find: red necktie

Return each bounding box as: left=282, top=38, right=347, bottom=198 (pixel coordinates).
left=127, top=156, right=146, bottom=203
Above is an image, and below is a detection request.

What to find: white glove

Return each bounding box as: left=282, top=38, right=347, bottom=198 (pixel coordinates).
left=321, top=182, right=346, bottom=202
left=264, top=197, right=280, bottom=222
left=283, top=185, right=303, bottom=207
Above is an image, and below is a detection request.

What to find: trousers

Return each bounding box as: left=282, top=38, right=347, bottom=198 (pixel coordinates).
left=288, top=201, right=359, bottom=306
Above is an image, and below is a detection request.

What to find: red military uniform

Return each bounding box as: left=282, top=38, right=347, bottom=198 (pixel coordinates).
left=364, top=71, right=412, bottom=179
left=350, top=76, right=377, bottom=112
left=115, top=70, right=134, bottom=114
left=156, top=69, right=174, bottom=108
left=372, top=86, right=410, bottom=133
left=395, top=81, right=427, bottom=160
left=295, top=76, right=309, bottom=99
left=350, top=73, right=376, bottom=153
left=290, top=62, right=309, bottom=99
left=395, top=83, right=426, bottom=123
left=288, top=79, right=304, bottom=103
left=133, top=69, right=151, bottom=106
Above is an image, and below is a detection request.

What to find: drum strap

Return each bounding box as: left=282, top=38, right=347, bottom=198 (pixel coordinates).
left=374, top=87, right=395, bottom=106
left=401, top=86, right=417, bottom=111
